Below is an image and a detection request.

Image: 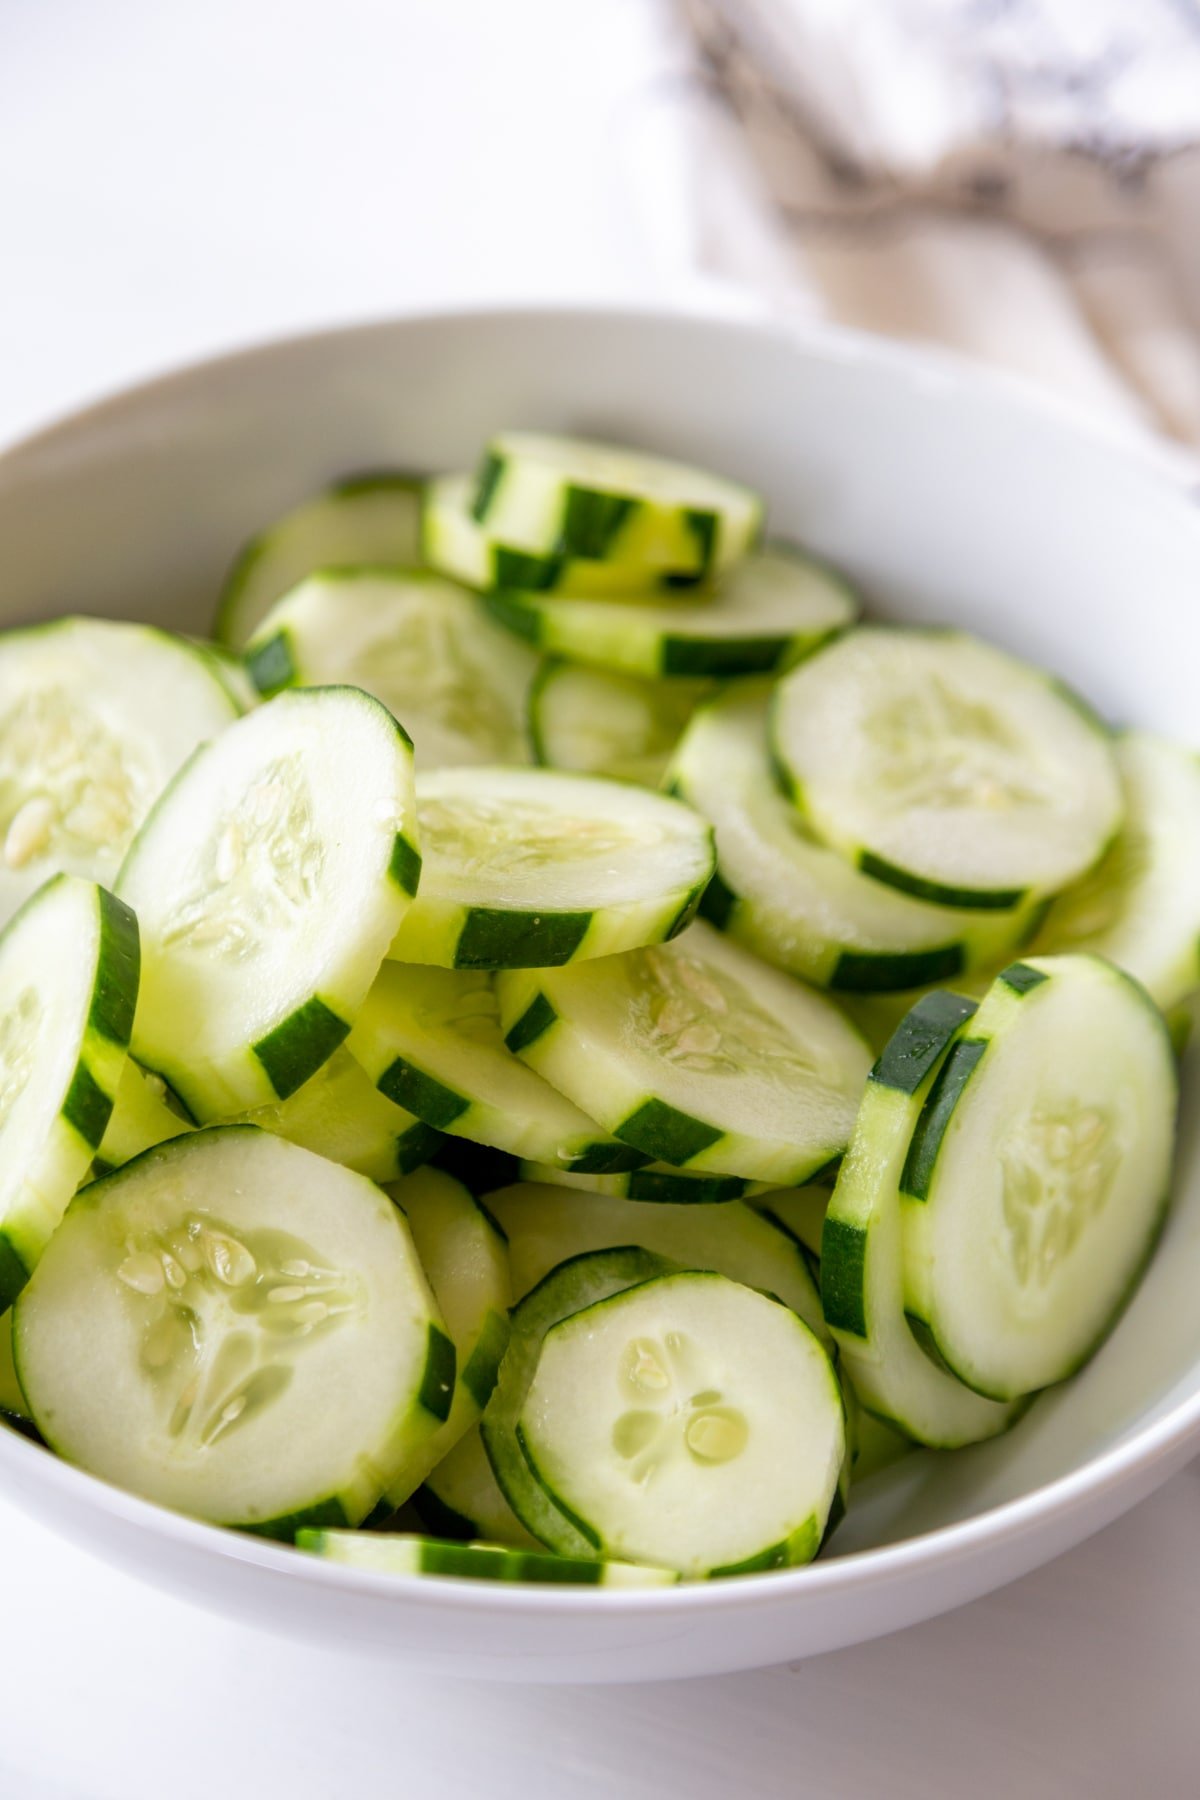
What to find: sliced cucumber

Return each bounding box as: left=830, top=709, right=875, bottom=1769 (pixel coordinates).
left=753, top=1186, right=830, bottom=1262
left=518, top=1270, right=844, bottom=1577
left=240, top=1047, right=441, bottom=1184
left=485, top=545, right=856, bottom=680
left=899, top=957, right=1176, bottom=1400
left=14, top=1127, right=455, bottom=1533
left=117, top=687, right=420, bottom=1119
left=93, top=1062, right=191, bottom=1176
left=215, top=472, right=424, bottom=649
left=1028, top=732, right=1200, bottom=1012
left=383, top=1167, right=512, bottom=1504
left=0, top=875, right=138, bottom=1307
left=0, top=617, right=239, bottom=928
left=472, top=433, right=763, bottom=579
left=414, top=1423, right=540, bottom=1549
left=518, top=1160, right=769, bottom=1206
left=347, top=963, right=647, bottom=1173
left=483, top=1180, right=826, bottom=1343
left=821, top=991, right=1021, bottom=1445
left=0, top=1311, right=30, bottom=1421
left=672, top=687, right=1038, bottom=990
left=244, top=570, right=536, bottom=768
left=296, top=1529, right=679, bottom=1587
left=388, top=767, right=714, bottom=969
left=771, top=628, right=1123, bottom=910
left=497, top=921, right=872, bottom=1184
left=423, top=474, right=666, bottom=597
left=529, top=661, right=715, bottom=786
left=481, top=1246, right=675, bottom=1553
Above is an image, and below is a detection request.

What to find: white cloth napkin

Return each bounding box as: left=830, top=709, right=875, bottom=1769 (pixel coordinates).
left=627, top=0, right=1200, bottom=464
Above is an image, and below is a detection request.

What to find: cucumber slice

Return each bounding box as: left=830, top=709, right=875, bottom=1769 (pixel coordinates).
left=383, top=1167, right=512, bottom=1505
left=672, top=687, right=1038, bottom=990
left=496, top=921, right=872, bottom=1184
left=900, top=957, right=1176, bottom=1400
left=753, top=1186, right=830, bottom=1261
left=414, top=1424, right=540, bottom=1549
left=820, top=991, right=1021, bottom=1445
left=517, top=1270, right=844, bottom=1577
left=483, top=1179, right=827, bottom=1344
left=481, top=1246, right=675, bottom=1554
left=13, top=1127, right=455, bottom=1533
left=0, top=875, right=138, bottom=1306
left=117, top=687, right=420, bottom=1119
left=518, top=1160, right=769, bottom=1206
left=0, top=1310, right=30, bottom=1421
left=215, top=472, right=424, bottom=649
left=93, top=1062, right=191, bottom=1176
left=1028, top=732, right=1200, bottom=1011
left=485, top=545, right=856, bottom=680
left=0, top=617, right=239, bottom=928
left=472, top=433, right=763, bottom=579
left=423, top=474, right=668, bottom=597
left=530, top=661, right=715, bottom=786
left=296, top=1529, right=679, bottom=1587
left=244, top=570, right=536, bottom=768
left=771, top=628, right=1123, bottom=910
left=347, top=963, right=646, bottom=1174
left=388, top=767, right=714, bottom=969
left=240, top=1047, right=441, bottom=1184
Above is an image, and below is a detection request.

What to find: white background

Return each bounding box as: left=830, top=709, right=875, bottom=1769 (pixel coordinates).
left=3, top=3, right=1199, bottom=1793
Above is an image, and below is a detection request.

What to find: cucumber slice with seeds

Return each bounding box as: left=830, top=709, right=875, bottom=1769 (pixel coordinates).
left=296, top=1529, right=679, bottom=1587
left=821, top=991, right=1022, bottom=1445
left=485, top=545, right=856, bottom=680
left=672, top=687, right=1039, bottom=990
left=424, top=474, right=668, bottom=597
left=1028, top=731, right=1200, bottom=1011
left=517, top=1270, right=844, bottom=1577
left=483, top=1179, right=827, bottom=1344
left=0, top=875, right=138, bottom=1306
left=245, top=570, right=536, bottom=768
left=899, top=956, right=1176, bottom=1400
left=93, top=1061, right=191, bottom=1176
left=240, top=1046, right=441, bottom=1183
left=530, top=661, right=715, bottom=786
left=117, top=687, right=420, bottom=1119
left=14, top=1127, right=454, bottom=1532
left=518, top=1160, right=769, bottom=1206
left=215, top=472, right=424, bottom=650
left=472, top=433, right=763, bottom=578
left=0, top=618, right=240, bottom=929
left=388, top=767, right=714, bottom=969
left=348, top=962, right=647, bottom=1174
left=383, top=1167, right=511, bottom=1505
left=771, top=628, right=1123, bottom=910
left=497, top=921, right=872, bottom=1183
left=414, top=1423, right=540, bottom=1550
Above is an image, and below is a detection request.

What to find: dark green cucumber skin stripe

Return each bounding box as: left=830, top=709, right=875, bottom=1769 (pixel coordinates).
left=662, top=882, right=708, bottom=943
left=999, top=960, right=1050, bottom=995
left=831, top=943, right=965, bottom=994
left=900, top=1037, right=988, bottom=1201
left=411, top=1485, right=477, bottom=1541
left=858, top=851, right=1027, bottom=913
left=871, top=991, right=978, bottom=1096
left=904, top=1311, right=959, bottom=1377
left=253, top=999, right=350, bottom=1101
left=461, top=1308, right=511, bottom=1409
left=249, top=1495, right=351, bottom=1544
left=492, top=547, right=563, bottom=592
left=504, top=992, right=558, bottom=1055
left=482, top=590, right=542, bottom=645
left=418, top=1324, right=457, bottom=1422
left=470, top=450, right=505, bottom=524
left=820, top=1218, right=869, bottom=1339
left=453, top=908, right=591, bottom=970
left=560, top=487, right=636, bottom=561
left=624, top=1170, right=749, bottom=1205
left=246, top=631, right=295, bottom=697
left=63, top=1060, right=115, bottom=1149
left=615, top=1099, right=723, bottom=1166
left=710, top=1516, right=820, bottom=1578
left=389, top=833, right=423, bottom=898
left=661, top=634, right=792, bottom=679
left=0, top=1234, right=31, bottom=1312
left=91, top=888, right=140, bottom=1046
left=378, top=1059, right=469, bottom=1131
left=516, top=1426, right=603, bottom=1550
left=697, top=867, right=738, bottom=930
left=414, top=1537, right=607, bottom=1585
left=682, top=507, right=717, bottom=575
left=394, top=1122, right=445, bottom=1177
left=564, top=1140, right=653, bottom=1176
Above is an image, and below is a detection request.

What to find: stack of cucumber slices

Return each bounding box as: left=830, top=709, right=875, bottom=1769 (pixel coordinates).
left=0, top=430, right=1195, bottom=1589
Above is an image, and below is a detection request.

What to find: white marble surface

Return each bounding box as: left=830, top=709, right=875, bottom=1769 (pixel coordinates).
left=2, top=2, right=1198, bottom=1792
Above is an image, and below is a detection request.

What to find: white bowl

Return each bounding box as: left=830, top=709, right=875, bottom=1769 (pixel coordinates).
left=1, top=304, right=1198, bottom=1684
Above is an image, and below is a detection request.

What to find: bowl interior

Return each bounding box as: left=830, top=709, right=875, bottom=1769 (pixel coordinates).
left=1, top=306, right=1197, bottom=1566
